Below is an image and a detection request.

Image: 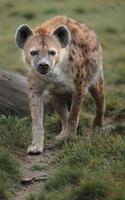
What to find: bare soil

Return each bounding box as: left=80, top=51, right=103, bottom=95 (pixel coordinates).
left=14, top=147, right=56, bottom=200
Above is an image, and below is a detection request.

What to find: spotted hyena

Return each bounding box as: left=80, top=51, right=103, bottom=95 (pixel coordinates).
left=15, top=15, right=105, bottom=154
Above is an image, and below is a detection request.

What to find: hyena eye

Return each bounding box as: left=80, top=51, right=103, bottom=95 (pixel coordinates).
left=48, top=50, right=56, bottom=56
left=30, top=49, right=38, bottom=56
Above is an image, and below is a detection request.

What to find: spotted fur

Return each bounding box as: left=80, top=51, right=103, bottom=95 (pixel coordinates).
left=15, top=15, right=105, bottom=154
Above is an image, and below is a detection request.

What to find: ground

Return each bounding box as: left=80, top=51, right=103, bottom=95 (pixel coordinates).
left=14, top=148, right=54, bottom=200
left=0, top=0, right=125, bottom=199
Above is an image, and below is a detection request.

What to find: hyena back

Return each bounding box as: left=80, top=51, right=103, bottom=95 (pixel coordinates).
left=15, top=15, right=105, bottom=154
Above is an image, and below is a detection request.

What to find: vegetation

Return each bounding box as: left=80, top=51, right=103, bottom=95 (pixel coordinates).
left=26, top=135, right=125, bottom=200
left=0, top=147, right=20, bottom=200
left=0, top=0, right=125, bottom=199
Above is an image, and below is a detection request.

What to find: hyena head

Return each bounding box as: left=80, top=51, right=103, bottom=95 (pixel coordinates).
left=15, top=24, right=70, bottom=74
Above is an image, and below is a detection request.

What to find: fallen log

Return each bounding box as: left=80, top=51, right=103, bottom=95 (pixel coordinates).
left=0, top=69, right=29, bottom=114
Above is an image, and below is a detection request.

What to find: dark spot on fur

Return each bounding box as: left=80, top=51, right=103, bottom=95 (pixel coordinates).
left=84, top=58, right=89, bottom=66
left=29, top=87, right=32, bottom=91
left=72, top=40, right=77, bottom=46
left=79, top=53, right=82, bottom=57
left=81, top=64, right=84, bottom=69
left=71, top=68, right=74, bottom=73
left=82, top=51, right=84, bottom=56
left=77, top=68, right=80, bottom=74
left=79, top=43, right=85, bottom=49
left=78, top=92, right=82, bottom=97
left=69, top=55, right=73, bottom=62
left=81, top=74, right=84, bottom=79
left=72, top=49, right=75, bottom=55
left=76, top=73, right=79, bottom=79
left=81, top=43, right=90, bottom=54
left=74, top=79, right=78, bottom=84
left=78, top=95, right=82, bottom=101
left=76, top=80, right=83, bottom=87
left=76, top=87, right=83, bottom=94
left=79, top=80, right=83, bottom=85
left=72, top=28, right=77, bottom=34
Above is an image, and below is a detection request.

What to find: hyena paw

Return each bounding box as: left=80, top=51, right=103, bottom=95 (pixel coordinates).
left=27, top=143, right=43, bottom=155
left=55, top=134, right=65, bottom=141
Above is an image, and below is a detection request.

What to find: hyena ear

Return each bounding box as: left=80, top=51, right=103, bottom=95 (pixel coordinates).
left=53, top=25, right=70, bottom=48
left=15, top=24, right=33, bottom=49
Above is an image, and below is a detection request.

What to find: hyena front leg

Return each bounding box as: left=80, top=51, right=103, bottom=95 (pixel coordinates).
left=89, top=78, right=105, bottom=132
left=66, top=85, right=88, bottom=137
left=52, top=95, right=69, bottom=140
left=27, top=88, right=44, bottom=154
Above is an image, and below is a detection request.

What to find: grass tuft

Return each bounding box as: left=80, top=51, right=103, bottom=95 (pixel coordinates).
left=0, top=147, right=20, bottom=200
left=0, top=116, right=32, bottom=149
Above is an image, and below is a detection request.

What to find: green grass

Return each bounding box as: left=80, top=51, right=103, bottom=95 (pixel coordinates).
left=0, top=147, right=20, bottom=200
left=0, top=115, right=32, bottom=149
left=31, top=164, right=45, bottom=171
left=0, top=0, right=125, bottom=74
left=0, top=0, right=125, bottom=199
left=27, top=135, right=125, bottom=200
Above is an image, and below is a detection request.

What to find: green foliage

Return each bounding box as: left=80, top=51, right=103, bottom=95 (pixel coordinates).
left=44, top=113, right=61, bottom=142
left=0, top=171, right=13, bottom=200
left=45, top=167, right=82, bottom=191
left=28, top=135, right=125, bottom=200
left=0, top=115, right=32, bottom=149
left=0, top=147, right=20, bottom=179
left=31, top=164, right=44, bottom=171
left=0, top=147, right=20, bottom=200
left=26, top=194, right=37, bottom=200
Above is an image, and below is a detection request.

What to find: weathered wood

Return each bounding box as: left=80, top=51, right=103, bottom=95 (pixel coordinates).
left=0, top=69, right=29, bottom=114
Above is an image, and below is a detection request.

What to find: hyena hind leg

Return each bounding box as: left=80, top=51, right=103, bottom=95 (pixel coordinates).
left=89, top=78, right=105, bottom=132
left=52, top=95, right=69, bottom=140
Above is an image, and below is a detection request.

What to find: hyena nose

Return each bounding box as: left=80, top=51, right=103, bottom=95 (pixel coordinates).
left=38, top=63, right=49, bottom=70
left=37, top=62, right=49, bottom=74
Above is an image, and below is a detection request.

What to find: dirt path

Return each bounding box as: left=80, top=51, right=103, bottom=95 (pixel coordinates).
left=14, top=147, right=56, bottom=200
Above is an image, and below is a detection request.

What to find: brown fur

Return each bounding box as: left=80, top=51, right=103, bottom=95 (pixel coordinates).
left=16, top=15, right=105, bottom=154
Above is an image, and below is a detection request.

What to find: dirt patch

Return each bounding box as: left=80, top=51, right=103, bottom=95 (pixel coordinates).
left=14, top=147, right=56, bottom=200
